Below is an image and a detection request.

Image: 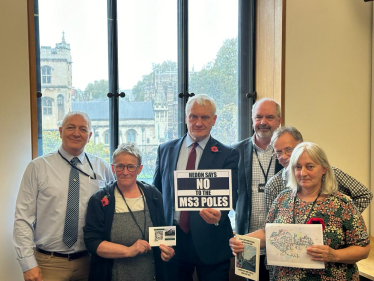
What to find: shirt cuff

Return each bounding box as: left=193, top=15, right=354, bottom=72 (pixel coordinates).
left=18, top=254, right=38, bottom=273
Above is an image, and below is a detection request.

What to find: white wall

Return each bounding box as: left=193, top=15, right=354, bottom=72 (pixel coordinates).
left=0, top=1, right=31, bottom=280
left=284, top=0, right=372, bottom=233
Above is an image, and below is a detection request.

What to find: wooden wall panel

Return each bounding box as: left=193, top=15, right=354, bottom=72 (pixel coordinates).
left=255, top=0, right=285, bottom=120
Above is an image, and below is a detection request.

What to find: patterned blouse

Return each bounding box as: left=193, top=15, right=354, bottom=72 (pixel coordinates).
left=266, top=189, right=369, bottom=281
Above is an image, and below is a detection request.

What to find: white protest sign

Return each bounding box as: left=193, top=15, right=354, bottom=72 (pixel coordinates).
left=174, top=169, right=232, bottom=211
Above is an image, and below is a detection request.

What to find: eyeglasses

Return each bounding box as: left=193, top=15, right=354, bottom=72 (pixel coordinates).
left=112, top=164, right=140, bottom=172
left=273, top=147, right=294, bottom=159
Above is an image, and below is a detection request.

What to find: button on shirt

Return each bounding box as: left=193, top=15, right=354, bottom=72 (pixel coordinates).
left=13, top=147, right=114, bottom=272
left=174, top=134, right=209, bottom=223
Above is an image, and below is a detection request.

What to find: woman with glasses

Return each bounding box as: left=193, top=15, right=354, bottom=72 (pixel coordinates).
left=84, top=143, right=174, bottom=281
left=230, top=142, right=370, bottom=280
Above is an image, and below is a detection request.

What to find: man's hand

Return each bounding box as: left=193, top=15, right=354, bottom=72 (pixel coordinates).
left=159, top=244, right=175, bottom=262
left=199, top=208, right=221, bottom=224
left=229, top=237, right=244, bottom=256
left=23, top=266, right=42, bottom=281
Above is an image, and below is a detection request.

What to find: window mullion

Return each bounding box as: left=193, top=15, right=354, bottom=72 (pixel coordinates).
left=177, top=0, right=189, bottom=137
left=238, top=0, right=256, bottom=141
left=107, top=0, right=120, bottom=156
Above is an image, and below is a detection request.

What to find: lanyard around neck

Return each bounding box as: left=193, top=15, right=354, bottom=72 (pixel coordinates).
left=116, top=183, right=146, bottom=240
left=58, top=151, right=97, bottom=180
left=254, top=148, right=273, bottom=184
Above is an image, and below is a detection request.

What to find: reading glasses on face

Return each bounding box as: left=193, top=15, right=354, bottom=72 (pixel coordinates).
left=113, top=164, right=139, bottom=172
left=273, top=148, right=294, bottom=159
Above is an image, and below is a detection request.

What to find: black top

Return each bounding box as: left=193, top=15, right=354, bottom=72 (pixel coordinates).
left=84, top=180, right=167, bottom=281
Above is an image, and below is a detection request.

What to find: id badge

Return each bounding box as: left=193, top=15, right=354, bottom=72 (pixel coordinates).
left=258, top=183, right=265, bottom=192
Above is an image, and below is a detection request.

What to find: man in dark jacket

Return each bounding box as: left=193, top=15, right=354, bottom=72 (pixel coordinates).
left=153, top=94, right=239, bottom=281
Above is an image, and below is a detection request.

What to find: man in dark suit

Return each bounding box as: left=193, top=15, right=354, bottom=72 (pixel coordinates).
left=232, top=98, right=282, bottom=281
left=153, top=94, right=238, bottom=281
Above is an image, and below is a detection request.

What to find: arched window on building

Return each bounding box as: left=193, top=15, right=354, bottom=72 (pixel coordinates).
left=126, top=129, right=136, bottom=143
left=41, top=65, right=52, bottom=84
left=57, top=94, right=64, bottom=121
left=104, top=130, right=110, bottom=145
left=42, top=97, right=53, bottom=116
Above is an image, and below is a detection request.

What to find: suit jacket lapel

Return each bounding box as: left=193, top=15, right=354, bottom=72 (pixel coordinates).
left=168, top=136, right=186, bottom=191
left=198, top=136, right=216, bottom=169
left=244, top=139, right=253, bottom=196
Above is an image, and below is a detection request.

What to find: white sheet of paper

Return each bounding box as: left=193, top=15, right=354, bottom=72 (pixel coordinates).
left=148, top=226, right=176, bottom=247
left=235, top=235, right=260, bottom=280
left=265, top=223, right=325, bottom=269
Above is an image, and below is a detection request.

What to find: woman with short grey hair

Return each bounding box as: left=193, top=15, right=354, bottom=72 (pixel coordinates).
left=84, top=143, right=174, bottom=281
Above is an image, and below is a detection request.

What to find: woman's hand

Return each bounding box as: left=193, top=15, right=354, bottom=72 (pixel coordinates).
left=129, top=239, right=151, bottom=257
left=306, top=245, right=337, bottom=262
left=159, top=244, right=175, bottom=261
left=307, top=244, right=370, bottom=264
left=229, top=237, right=244, bottom=256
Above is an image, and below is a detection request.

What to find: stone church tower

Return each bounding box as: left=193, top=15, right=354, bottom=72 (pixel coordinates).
left=40, top=32, right=72, bottom=130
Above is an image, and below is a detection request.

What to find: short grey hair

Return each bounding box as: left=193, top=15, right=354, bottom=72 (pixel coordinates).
left=287, top=142, right=337, bottom=195
left=112, top=143, right=142, bottom=165
left=185, top=94, right=217, bottom=116
left=252, top=98, right=281, bottom=118
left=61, top=111, right=92, bottom=132
left=271, top=126, right=304, bottom=146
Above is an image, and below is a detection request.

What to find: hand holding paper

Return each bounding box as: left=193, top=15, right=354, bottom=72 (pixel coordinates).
left=129, top=239, right=151, bottom=257
left=307, top=244, right=337, bottom=262
left=200, top=208, right=221, bottom=224
left=229, top=236, right=244, bottom=256
left=159, top=244, right=175, bottom=262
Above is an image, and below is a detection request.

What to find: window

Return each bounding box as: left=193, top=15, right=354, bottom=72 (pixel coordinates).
left=104, top=130, right=109, bottom=145
left=57, top=94, right=64, bottom=121
left=33, top=0, right=255, bottom=185
left=42, top=97, right=53, bottom=115
left=41, top=65, right=52, bottom=84
left=189, top=0, right=238, bottom=145
left=126, top=129, right=136, bottom=143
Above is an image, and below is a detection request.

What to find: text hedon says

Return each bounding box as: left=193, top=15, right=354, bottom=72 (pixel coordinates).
left=188, top=172, right=217, bottom=178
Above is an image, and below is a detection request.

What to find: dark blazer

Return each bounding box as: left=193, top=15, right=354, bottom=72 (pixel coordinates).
left=84, top=181, right=167, bottom=281
left=232, top=137, right=283, bottom=235
left=153, top=134, right=239, bottom=265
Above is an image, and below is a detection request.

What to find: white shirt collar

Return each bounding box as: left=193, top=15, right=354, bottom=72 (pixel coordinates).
left=186, top=134, right=210, bottom=150
left=59, top=146, right=85, bottom=164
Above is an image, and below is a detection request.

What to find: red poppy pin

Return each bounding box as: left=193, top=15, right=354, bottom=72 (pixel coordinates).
left=211, top=146, right=219, bottom=152
left=101, top=195, right=109, bottom=207
left=306, top=218, right=325, bottom=231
